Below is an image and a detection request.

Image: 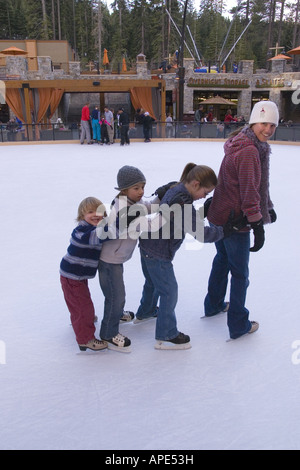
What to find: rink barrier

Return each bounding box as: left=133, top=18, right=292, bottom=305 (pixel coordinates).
left=1, top=121, right=300, bottom=144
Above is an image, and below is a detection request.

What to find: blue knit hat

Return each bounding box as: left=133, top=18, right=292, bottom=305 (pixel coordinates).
left=115, top=165, right=146, bottom=190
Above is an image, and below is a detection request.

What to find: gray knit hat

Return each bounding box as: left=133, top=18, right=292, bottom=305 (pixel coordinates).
left=115, top=165, right=146, bottom=190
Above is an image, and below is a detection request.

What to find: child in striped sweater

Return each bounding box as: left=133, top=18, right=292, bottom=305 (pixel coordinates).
left=60, top=197, right=110, bottom=352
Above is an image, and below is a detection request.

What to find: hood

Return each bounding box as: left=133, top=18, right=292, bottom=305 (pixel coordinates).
left=224, top=126, right=270, bottom=159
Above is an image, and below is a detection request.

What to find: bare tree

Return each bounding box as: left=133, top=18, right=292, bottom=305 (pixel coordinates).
left=277, top=0, right=285, bottom=46
left=57, top=0, right=61, bottom=40
left=51, top=0, right=56, bottom=39
left=98, top=1, right=102, bottom=68
left=41, top=0, right=49, bottom=39
left=292, top=0, right=300, bottom=48
left=267, top=0, right=276, bottom=50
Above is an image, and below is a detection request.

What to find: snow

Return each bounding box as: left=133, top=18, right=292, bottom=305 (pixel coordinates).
left=0, top=140, right=300, bottom=450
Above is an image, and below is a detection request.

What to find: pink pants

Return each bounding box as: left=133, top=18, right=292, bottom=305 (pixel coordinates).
left=60, top=275, right=96, bottom=344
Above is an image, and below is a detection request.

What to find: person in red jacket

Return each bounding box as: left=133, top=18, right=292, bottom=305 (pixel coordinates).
left=204, top=100, right=279, bottom=340
left=224, top=109, right=237, bottom=123
left=80, top=102, right=92, bottom=144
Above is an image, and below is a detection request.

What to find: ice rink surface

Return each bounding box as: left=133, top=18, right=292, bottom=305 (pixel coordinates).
left=0, top=140, right=300, bottom=450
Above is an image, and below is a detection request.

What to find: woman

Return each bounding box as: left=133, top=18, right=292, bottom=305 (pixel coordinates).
left=204, top=100, right=279, bottom=339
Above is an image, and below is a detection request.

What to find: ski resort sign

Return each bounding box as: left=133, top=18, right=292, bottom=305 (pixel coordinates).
left=188, top=77, right=249, bottom=88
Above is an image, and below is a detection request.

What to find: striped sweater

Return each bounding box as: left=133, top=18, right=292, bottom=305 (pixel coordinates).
left=60, top=221, right=106, bottom=281
left=208, top=126, right=273, bottom=228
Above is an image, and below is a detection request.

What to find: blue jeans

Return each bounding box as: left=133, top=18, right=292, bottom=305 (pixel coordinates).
left=137, top=250, right=179, bottom=341
left=98, top=260, right=125, bottom=340
left=92, top=119, right=101, bottom=141
left=204, top=232, right=252, bottom=339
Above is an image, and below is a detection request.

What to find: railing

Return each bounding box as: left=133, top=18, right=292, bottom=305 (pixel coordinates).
left=0, top=123, right=80, bottom=142
left=1, top=121, right=300, bottom=143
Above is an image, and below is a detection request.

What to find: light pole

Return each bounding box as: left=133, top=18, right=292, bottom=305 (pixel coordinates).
left=178, top=0, right=189, bottom=122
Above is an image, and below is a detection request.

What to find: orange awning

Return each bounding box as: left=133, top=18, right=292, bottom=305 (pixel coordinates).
left=0, top=46, right=27, bottom=55
left=122, top=57, right=127, bottom=72
left=268, top=53, right=292, bottom=60
left=103, top=48, right=109, bottom=65
left=287, top=46, right=300, bottom=55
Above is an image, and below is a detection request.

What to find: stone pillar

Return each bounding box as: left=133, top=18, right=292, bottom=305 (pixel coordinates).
left=136, top=53, right=148, bottom=78
left=37, top=57, right=52, bottom=76
left=239, top=88, right=252, bottom=121
left=69, top=62, right=81, bottom=78
left=183, top=58, right=195, bottom=75
left=182, top=58, right=195, bottom=114
left=5, top=56, right=27, bottom=79
left=269, top=89, right=282, bottom=117
left=270, top=59, right=286, bottom=74
left=238, top=60, right=254, bottom=75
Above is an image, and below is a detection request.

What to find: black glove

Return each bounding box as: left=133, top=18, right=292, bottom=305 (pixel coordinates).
left=154, top=181, right=177, bottom=200
left=204, top=197, right=212, bottom=218
left=223, top=211, right=248, bottom=238
left=269, top=208, right=277, bottom=223
left=249, top=219, right=265, bottom=252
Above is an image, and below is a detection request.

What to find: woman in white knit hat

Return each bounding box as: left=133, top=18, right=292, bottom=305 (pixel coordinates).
left=204, top=100, right=279, bottom=340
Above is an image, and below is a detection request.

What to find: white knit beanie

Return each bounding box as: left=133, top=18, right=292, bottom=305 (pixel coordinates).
left=249, top=101, right=279, bottom=126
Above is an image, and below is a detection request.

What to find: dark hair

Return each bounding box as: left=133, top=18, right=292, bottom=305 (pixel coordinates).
left=228, top=124, right=248, bottom=138
left=180, top=163, right=217, bottom=187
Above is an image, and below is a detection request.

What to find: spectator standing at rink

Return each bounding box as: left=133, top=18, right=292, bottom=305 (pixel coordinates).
left=80, top=102, right=92, bottom=145
left=118, top=108, right=130, bottom=146
left=104, top=106, right=114, bottom=144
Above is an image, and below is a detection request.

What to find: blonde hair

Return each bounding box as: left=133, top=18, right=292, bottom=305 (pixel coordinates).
left=76, top=197, right=107, bottom=222
left=180, top=163, right=217, bottom=187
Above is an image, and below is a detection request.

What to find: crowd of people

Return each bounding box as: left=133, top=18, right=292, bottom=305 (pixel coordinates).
left=194, top=104, right=246, bottom=125
left=61, top=100, right=280, bottom=354
left=80, top=103, right=160, bottom=146
left=79, top=102, right=250, bottom=146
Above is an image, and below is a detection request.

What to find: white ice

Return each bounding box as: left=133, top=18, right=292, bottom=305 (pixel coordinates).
left=0, top=140, right=300, bottom=450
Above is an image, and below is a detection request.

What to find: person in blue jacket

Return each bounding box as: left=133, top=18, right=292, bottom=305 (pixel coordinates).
left=135, top=163, right=245, bottom=350
left=91, top=106, right=101, bottom=143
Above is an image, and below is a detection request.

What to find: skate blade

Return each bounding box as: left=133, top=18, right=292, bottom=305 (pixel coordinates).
left=107, top=343, right=131, bottom=353
left=76, top=348, right=108, bottom=355
left=155, top=340, right=192, bottom=350
left=133, top=317, right=156, bottom=324
left=226, top=330, right=259, bottom=342
left=201, top=303, right=229, bottom=319
left=200, top=312, right=225, bottom=319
